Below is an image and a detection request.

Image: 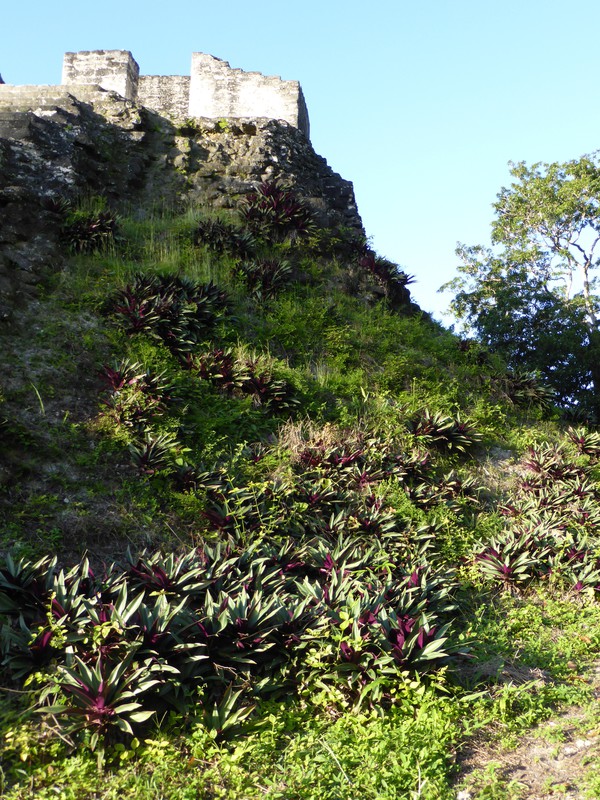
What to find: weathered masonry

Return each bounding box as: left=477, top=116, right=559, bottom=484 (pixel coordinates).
left=58, top=50, right=310, bottom=137
left=0, top=49, right=362, bottom=312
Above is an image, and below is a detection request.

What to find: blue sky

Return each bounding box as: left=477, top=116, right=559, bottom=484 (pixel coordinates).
left=3, top=0, right=600, bottom=321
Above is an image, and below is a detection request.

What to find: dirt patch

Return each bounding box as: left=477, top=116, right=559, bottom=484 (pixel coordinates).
left=456, top=664, right=600, bottom=799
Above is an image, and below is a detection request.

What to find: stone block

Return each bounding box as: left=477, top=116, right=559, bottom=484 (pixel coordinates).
left=189, top=54, right=309, bottom=138
left=62, top=50, right=139, bottom=100
left=137, top=75, right=190, bottom=118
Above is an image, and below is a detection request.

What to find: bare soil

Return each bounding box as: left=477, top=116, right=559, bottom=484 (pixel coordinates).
left=456, top=663, right=600, bottom=799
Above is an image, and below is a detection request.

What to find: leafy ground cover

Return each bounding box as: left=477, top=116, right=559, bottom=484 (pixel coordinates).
left=2, top=189, right=600, bottom=798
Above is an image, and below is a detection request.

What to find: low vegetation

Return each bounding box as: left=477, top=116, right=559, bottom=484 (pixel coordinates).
left=2, top=183, right=600, bottom=798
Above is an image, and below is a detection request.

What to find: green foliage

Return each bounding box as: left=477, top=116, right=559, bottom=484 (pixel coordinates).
left=6, top=191, right=600, bottom=797
left=446, top=153, right=600, bottom=418
left=234, top=257, right=293, bottom=302
left=53, top=196, right=120, bottom=254
left=240, top=181, right=315, bottom=243
left=0, top=692, right=461, bottom=799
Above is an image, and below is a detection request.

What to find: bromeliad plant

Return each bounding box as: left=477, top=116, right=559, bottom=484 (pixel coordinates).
left=0, top=532, right=463, bottom=743
left=292, top=553, right=458, bottom=705
left=193, top=218, right=255, bottom=258
left=475, top=438, right=600, bottom=591
left=520, top=444, right=586, bottom=485
left=125, top=549, right=213, bottom=597
left=188, top=349, right=299, bottom=413
left=40, top=653, right=167, bottom=750
left=567, top=426, right=600, bottom=458
left=234, top=257, right=294, bottom=302
left=241, top=361, right=299, bottom=412
left=60, top=205, right=120, bottom=254
left=0, top=553, right=57, bottom=623
left=201, top=684, right=255, bottom=740
left=109, top=274, right=229, bottom=359
left=240, top=181, right=315, bottom=243
left=128, top=431, right=180, bottom=477
left=494, top=369, right=556, bottom=411
left=98, top=360, right=172, bottom=429
left=359, top=249, right=415, bottom=307
left=189, top=348, right=249, bottom=394
left=475, top=530, right=548, bottom=591
left=407, top=410, right=482, bottom=453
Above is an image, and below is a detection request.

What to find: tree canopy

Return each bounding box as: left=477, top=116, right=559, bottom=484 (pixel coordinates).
left=446, top=153, right=600, bottom=419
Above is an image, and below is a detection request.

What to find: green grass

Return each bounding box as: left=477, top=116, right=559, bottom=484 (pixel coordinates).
left=1, top=689, right=462, bottom=799
left=3, top=203, right=600, bottom=798
left=2, top=596, right=599, bottom=800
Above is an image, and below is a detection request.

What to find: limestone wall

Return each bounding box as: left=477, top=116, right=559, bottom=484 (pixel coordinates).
left=189, top=54, right=309, bottom=137
left=62, top=50, right=139, bottom=100
left=137, top=75, right=190, bottom=118
left=5, top=50, right=310, bottom=138
left=0, top=84, right=100, bottom=113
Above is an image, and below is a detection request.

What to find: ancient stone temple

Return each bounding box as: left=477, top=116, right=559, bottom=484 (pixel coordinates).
left=59, top=50, right=309, bottom=137
left=0, top=48, right=362, bottom=309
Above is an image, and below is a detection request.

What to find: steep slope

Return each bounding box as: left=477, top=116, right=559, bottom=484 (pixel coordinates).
left=1, top=87, right=600, bottom=800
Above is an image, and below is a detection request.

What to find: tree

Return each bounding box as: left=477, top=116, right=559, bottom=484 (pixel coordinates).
left=445, top=154, right=600, bottom=419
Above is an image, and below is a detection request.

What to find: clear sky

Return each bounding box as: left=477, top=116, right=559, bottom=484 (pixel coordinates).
left=3, top=0, right=600, bottom=321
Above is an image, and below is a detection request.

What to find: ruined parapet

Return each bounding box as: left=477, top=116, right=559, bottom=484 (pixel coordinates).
left=189, top=54, right=309, bottom=138
left=62, top=50, right=139, bottom=101
left=137, top=75, right=190, bottom=119
left=0, top=84, right=113, bottom=116
left=5, top=50, right=310, bottom=137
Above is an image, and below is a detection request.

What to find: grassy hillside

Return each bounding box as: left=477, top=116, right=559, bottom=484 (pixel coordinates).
left=2, top=191, right=600, bottom=799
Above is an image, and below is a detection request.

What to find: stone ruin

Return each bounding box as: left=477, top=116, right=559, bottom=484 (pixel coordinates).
left=58, top=50, right=310, bottom=137
left=0, top=49, right=362, bottom=233
left=0, top=49, right=364, bottom=314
